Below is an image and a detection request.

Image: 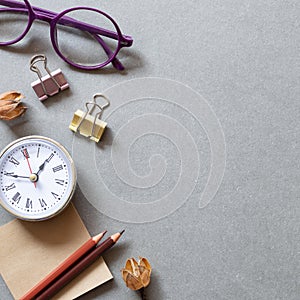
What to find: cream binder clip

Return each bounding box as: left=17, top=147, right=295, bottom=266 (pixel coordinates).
left=69, top=94, right=110, bottom=142
left=30, top=54, right=69, bottom=101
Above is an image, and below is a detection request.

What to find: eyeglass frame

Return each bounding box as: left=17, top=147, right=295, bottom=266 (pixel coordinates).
left=0, top=0, right=133, bottom=70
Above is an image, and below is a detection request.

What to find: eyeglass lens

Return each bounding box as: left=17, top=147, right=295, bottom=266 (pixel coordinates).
left=0, top=0, right=30, bottom=44
left=54, top=9, right=120, bottom=68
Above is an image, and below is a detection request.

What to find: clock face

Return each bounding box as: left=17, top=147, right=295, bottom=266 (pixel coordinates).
left=0, top=136, right=76, bottom=220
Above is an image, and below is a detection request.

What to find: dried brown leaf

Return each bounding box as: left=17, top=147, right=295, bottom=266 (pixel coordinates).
left=0, top=104, right=27, bottom=120
left=0, top=91, right=23, bottom=101
left=121, top=270, right=144, bottom=291
left=0, top=91, right=26, bottom=120
left=0, top=102, right=20, bottom=115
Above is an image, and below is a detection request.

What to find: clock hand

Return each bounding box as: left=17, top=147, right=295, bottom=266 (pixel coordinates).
left=24, top=152, right=37, bottom=188
left=36, top=154, right=53, bottom=176
left=36, top=160, right=47, bottom=175
left=3, top=172, right=31, bottom=179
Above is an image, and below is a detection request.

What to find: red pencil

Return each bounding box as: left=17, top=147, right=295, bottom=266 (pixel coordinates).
left=20, top=230, right=107, bottom=300
left=36, top=230, right=125, bottom=300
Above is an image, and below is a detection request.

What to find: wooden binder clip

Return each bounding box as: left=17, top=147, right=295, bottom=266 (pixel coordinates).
left=69, top=94, right=110, bottom=143
left=30, top=54, right=69, bottom=101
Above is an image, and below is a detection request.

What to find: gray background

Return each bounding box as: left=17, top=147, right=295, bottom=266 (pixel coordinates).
left=0, top=0, right=299, bottom=299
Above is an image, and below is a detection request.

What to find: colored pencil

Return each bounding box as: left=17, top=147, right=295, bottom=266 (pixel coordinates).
left=35, top=230, right=125, bottom=300
left=20, top=231, right=107, bottom=300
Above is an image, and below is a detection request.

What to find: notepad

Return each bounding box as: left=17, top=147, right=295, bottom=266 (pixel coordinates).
left=0, top=204, right=113, bottom=300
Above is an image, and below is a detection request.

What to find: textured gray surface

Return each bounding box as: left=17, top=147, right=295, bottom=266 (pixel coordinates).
left=0, top=0, right=299, bottom=299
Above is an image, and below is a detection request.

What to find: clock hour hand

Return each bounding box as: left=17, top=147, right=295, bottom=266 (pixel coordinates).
left=36, top=161, right=46, bottom=175
left=36, top=160, right=48, bottom=175
left=36, top=154, right=53, bottom=175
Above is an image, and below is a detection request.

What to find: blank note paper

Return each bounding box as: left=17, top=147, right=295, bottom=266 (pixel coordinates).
left=0, top=204, right=113, bottom=299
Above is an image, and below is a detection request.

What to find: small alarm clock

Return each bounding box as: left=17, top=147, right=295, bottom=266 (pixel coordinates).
left=0, top=136, right=76, bottom=221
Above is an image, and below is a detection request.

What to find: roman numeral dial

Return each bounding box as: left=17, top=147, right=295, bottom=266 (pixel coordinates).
left=0, top=136, right=76, bottom=220
left=9, top=157, right=19, bottom=166
left=21, top=148, right=30, bottom=159
left=52, top=165, right=63, bottom=173
left=46, top=153, right=54, bottom=163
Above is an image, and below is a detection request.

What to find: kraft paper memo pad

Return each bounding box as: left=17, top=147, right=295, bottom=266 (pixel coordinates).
left=0, top=204, right=113, bottom=300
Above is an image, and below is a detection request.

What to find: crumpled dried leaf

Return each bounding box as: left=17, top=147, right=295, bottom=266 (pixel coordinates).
left=0, top=91, right=27, bottom=120
left=0, top=91, right=24, bottom=101
left=121, top=257, right=152, bottom=291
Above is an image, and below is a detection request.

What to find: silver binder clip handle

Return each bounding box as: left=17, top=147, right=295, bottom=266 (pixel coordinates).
left=80, top=94, right=110, bottom=137
left=77, top=102, right=103, bottom=138
left=91, top=93, right=110, bottom=118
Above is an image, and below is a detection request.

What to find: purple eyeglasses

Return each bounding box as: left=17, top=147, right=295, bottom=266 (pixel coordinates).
left=0, top=0, right=133, bottom=70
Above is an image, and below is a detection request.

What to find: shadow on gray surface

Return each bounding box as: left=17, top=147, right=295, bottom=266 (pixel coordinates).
left=2, top=42, right=144, bottom=76
left=95, top=127, right=114, bottom=149
left=1, top=37, right=47, bottom=54
left=67, top=49, right=144, bottom=75
left=0, top=113, right=31, bottom=140
left=41, top=88, right=73, bottom=109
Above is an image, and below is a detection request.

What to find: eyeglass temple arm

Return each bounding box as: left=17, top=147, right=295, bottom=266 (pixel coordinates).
left=0, top=0, right=133, bottom=47
left=54, top=14, right=133, bottom=47
left=93, top=34, right=124, bottom=70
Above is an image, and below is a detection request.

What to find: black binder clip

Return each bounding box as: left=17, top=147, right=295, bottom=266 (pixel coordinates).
left=30, top=54, right=69, bottom=101
left=69, top=94, right=110, bottom=142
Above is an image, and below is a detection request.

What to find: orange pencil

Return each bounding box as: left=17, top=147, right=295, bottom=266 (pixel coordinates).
left=20, top=230, right=107, bottom=300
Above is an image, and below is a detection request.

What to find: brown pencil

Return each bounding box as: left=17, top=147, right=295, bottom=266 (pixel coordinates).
left=35, top=230, right=125, bottom=300
left=20, top=230, right=107, bottom=300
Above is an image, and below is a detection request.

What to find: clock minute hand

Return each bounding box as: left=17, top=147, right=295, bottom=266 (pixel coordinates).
left=4, top=172, right=30, bottom=179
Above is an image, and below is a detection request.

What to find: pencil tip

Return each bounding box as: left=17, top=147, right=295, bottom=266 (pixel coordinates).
left=93, top=230, right=107, bottom=243
left=111, top=230, right=125, bottom=242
